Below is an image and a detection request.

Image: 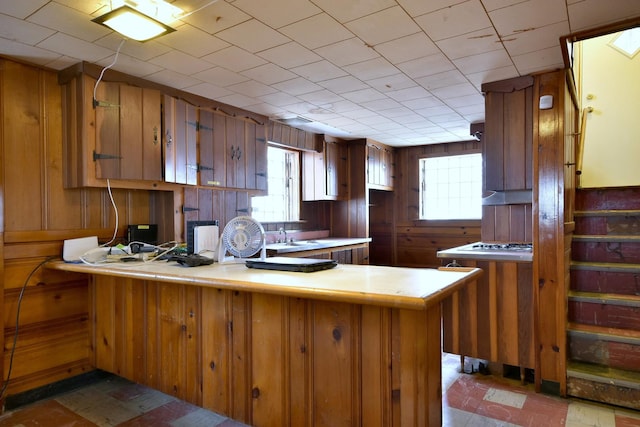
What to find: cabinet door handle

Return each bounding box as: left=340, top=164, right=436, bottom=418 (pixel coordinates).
left=230, top=145, right=235, bottom=160
left=166, top=130, right=173, bottom=146
left=236, top=148, right=242, bottom=160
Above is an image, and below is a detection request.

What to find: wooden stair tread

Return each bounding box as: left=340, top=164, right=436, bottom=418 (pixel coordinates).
left=570, top=260, right=640, bottom=272
left=567, top=361, right=640, bottom=390
left=568, top=322, right=640, bottom=342
left=575, top=209, right=640, bottom=217
left=573, top=234, right=640, bottom=242
left=568, top=290, right=640, bottom=305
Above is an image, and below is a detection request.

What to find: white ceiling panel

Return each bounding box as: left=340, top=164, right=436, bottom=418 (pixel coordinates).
left=0, top=0, right=637, bottom=146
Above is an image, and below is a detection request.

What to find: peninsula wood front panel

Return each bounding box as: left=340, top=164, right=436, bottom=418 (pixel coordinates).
left=90, top=277, right=443, bottom=427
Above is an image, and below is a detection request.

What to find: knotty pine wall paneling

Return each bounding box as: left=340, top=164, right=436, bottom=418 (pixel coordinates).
left=0, top=58, right=158, bottom=398
left=532, top=70, right=572, bottom=395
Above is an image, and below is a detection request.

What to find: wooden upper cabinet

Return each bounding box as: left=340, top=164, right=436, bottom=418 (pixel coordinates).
left=163, top=95, right=197, bottom=185
left=482, top=76, right=534, bottom=192
left=302, top=139, right=347, bottom=201
left=169, top=106, right=268, bottom=192
left=61, top=73, right=163, bottom=187
left=366, top=141, right=394, bottom=190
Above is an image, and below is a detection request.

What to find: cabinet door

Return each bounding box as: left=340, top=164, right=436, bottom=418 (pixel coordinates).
left=198, top=109, right=217, bottom=186
left=164, top=96, right=197, bottom=185
left=94, top=83, right=162, bottom=181
left=226, top=116, right=246, bottom=189
left=484, top=87, right=533, bottom=191
left=325, top=140, right=347, bottom=199
left=244, top=123, right=268, bottom=192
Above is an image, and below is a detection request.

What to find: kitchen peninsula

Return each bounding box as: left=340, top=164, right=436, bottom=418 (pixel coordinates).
left=47, top=260, right=481, bottom=427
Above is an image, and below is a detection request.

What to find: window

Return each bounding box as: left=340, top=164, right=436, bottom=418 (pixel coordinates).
left=251, top=145, right=300, bottom=222
left=419, top=153, right=482, bottom=220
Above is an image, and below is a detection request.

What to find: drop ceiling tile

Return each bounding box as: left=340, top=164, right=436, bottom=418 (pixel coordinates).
left=568, top=0, right=640, bottom=31
left=360, top=97, right=403, bottom=111
left=430, top=82, right=479, bottom=99
left=386, top=86, right=432, bottom=102
left=317, top=76, right=369, bottom=93
left=377, top=106, right=414, bottom=118
left=414, top=0, right=493, bottom=42
left=183, top=82, right=234, bottom=100
left=94, top=34, right=172, bottom=61
left=456, top=102, right=485, bottom=116
left=100, top=53, right=164, bottom=78
left=181, top=1, right=251, bottom=34
left=490, top=0, right=567, bottom=38
left=28, top=2, right=109, bottom=42
left=0, top=13, right=55, bottom=45
left=280, top=13, right=352, bottom=50
left=481, top=0, right=526, bottom=12
left=366, top=73, right=416, bottom=93
left=231, top=0, right=321, bottom=28
left=310, top=0, right=396, bottom=23
left=314, top=38, right=379, bottom=67
left=414, top=105, right=456, bottom=118
left=36, top=32, right=114, bottom=62
left=342, top=107, right=379, bottom=119
left=227, top=80, right=278, bottom=97
left=345, top=57, right=397, bottom=80
left=298, top=89, right=344, bottom=105
left=192, top=66, right=249, bottom=86
left=402, top=96, right=445, bottom=110
left=149, top=50, right=212, bottom=75
left=216, top=19, right=290, bottom=53
left=0, top=0, right=47, bottom=19
left=258, top=42, right=322, bottom=69
left=257, top=91, right=301, bottom=107
left=374, top=32, right=440, bottom=64
left=202, top=46, right=267, bottom=72
left=511, top=46, right=564, bottom=75
left=241, top=63, right=297, bottom=85
left=216, top=92, right=261, bottom=108
left=466, top=65, right=519, bottom=88
left=290, top=60, right=348, bottom=82
left=158, top=25, right=229, bottom=58
left=346, top=6, right=421, bottom=46
left=501, top=21, right=570, bottom=56
left=452, top=48, right=513, bottom=74
left=146, top=69, right=203, bottom=89
left=444, top=93, right=485, bottom=108
left=396, top=52, right=455, bottom=79
left=414, top=70, right=468, bottom=90
left=437, top=27, right=502, bottom=60
left=329, top=100, right=365, bottom=113
left=244, top=102, right=285, bottom=117
left=396, top=0, right=460, bottom=18
left=0, top=38, right=62, bottom=67
left=44, top=55, right=83, bottom=70
left=272, top=77, right=323, bottom=95
left=341, top=87, right=386, bottom=103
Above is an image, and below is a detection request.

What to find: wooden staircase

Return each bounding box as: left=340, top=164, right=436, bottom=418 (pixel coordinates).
left=567, top=187, right=640, bottom=410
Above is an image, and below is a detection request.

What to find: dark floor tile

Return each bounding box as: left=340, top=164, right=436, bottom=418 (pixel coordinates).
left=118, top=400, right=199, bottom=426
left=0, top=399, right=97, bottom=427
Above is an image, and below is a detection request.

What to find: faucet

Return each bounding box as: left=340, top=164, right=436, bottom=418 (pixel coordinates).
left=278, top=227, right=288, bottom=243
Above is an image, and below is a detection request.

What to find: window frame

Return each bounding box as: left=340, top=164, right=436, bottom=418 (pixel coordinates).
left=417, top=149, right=483, bottom=223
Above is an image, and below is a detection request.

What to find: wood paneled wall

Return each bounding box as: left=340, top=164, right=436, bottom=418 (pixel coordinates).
left=392, top=141, right=482, bottom=267
left=0, top=58, right=163, bottom=398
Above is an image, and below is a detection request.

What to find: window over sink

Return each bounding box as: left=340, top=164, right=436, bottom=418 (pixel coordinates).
left=419, top=153, right=482, bottom=220
left=251, top=145, right=301, bottom=222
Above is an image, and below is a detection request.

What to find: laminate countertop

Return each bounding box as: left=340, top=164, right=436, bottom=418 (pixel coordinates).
left=48, top=259, right=482, bottom=310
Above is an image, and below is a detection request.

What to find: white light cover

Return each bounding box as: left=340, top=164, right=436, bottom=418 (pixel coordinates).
left=103, top=10, right=168, bottom=41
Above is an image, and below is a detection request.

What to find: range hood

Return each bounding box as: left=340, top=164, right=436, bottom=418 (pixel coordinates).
left=482, top=189, right=532, bottom=205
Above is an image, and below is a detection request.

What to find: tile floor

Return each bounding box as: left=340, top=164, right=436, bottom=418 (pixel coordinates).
left=1, top=353, right=639, bottom=426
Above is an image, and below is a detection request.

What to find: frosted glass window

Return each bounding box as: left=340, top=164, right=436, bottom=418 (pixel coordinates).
left=252, top=145, right=300, bottom=222
left=419, top=153, right=482, bottom=220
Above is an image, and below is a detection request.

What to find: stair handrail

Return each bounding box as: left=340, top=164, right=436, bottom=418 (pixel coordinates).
left=576, top=106, right=593, bottom=185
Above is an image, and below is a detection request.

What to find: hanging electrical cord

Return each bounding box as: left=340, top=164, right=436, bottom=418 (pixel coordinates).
left=93, top=38, right=126, bottom=108
left=0, top=257, right=55, bottom=401
left=102, top=178, right=119, bottom=248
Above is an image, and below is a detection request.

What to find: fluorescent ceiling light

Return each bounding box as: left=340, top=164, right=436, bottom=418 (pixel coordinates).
left=92, top=5, right=176, bottom=42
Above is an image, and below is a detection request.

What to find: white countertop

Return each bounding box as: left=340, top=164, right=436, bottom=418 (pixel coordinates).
left=264, top=237, right=371, bottom=254
left=48, top=259, right=481, bottom=310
